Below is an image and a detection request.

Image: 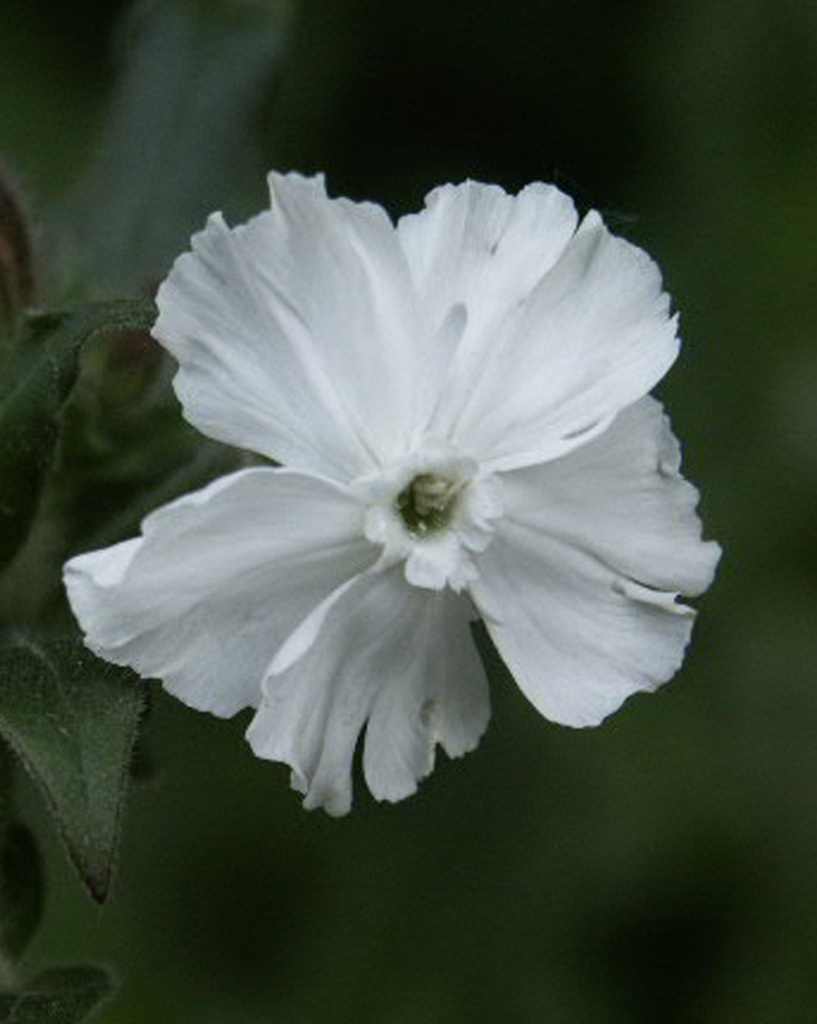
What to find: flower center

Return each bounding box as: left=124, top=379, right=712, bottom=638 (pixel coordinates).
left=353, top=438, right=504, bottom=592
left=395, top=473, right=463, bottom=538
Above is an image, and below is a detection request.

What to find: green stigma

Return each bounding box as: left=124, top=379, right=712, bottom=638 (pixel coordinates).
left=396, top=473, right=462, bottom=537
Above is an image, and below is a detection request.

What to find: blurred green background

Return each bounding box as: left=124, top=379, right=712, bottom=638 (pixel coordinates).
left=3, top=0, right=817, bottom=1021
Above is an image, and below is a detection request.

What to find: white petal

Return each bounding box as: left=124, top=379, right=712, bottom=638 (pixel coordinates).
left=247, top=568, right=489, bottom=815
left=429, top=206, right=679, bottom=470
left=154, top=172, right=422, bottom=479
left=397, top=181, right=578, bottom=354
left=268, top=574, right=360, bottom=675
left=469, top=398, right=720, bottom=727
left=64, top=467, right=376, bottom=717
left=363, top=587, right=489, bottom=800
left=502, top=398, right=720, bottom=595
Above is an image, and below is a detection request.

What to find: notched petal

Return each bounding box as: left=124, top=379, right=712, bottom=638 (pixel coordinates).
left=247, top=571, right=489, bottom=814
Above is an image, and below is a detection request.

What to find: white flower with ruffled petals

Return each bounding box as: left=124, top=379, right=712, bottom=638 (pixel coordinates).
left=64, top=173, right=720, bottom=815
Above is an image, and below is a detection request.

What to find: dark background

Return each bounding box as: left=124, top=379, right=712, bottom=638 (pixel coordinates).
left=3, top=1, right=817, bottom=1021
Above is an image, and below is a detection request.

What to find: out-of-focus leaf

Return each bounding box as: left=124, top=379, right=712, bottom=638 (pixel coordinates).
left=65, top=0, right=289, bottom=296
left=0, top=635, right=144, bottom=903
left=0, top=745, right=42, bottom=967
left=0, top=823, right=43, bottom=966
left=0, top=163, right=35, bottom=339
left=0, top=965, right=116, bottom=1023
left=0, top=298, right=157, bottom=571
left=72, top=437, right=239, bottom=554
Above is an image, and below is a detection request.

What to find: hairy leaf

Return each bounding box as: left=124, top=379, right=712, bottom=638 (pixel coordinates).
left=0, top=635, right=144, bottom=902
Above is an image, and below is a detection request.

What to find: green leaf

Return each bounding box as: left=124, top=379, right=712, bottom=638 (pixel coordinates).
left=0, top=823, right=43, bottom=966
left=0, top=635, right=145, bottom=902
left=0, top=965, right=116, bottom=1023
left=0, top=299, right=157, bottom=572
left=64, top=0, right=289, bottom=296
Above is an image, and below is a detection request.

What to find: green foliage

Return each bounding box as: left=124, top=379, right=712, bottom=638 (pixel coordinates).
left=0, top=965, right=116, bottom=1023
left=0, top=300, right=156, bottom=573
left=0, top=822, right=43, bottom=969
left=0, top=745, right=42, bottom=972
left=0, top=165, right=35, bottom=340
left=0, top=636, right=144, bottom=903
left=64, top=0, right=289, bottom=296
left=0, top=0, right=292, bottom=1018
left=58, top=330, right=237, bottom=559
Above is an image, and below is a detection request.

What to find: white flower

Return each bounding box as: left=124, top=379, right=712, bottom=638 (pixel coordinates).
left=64, top=173, right=720, bottom=815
